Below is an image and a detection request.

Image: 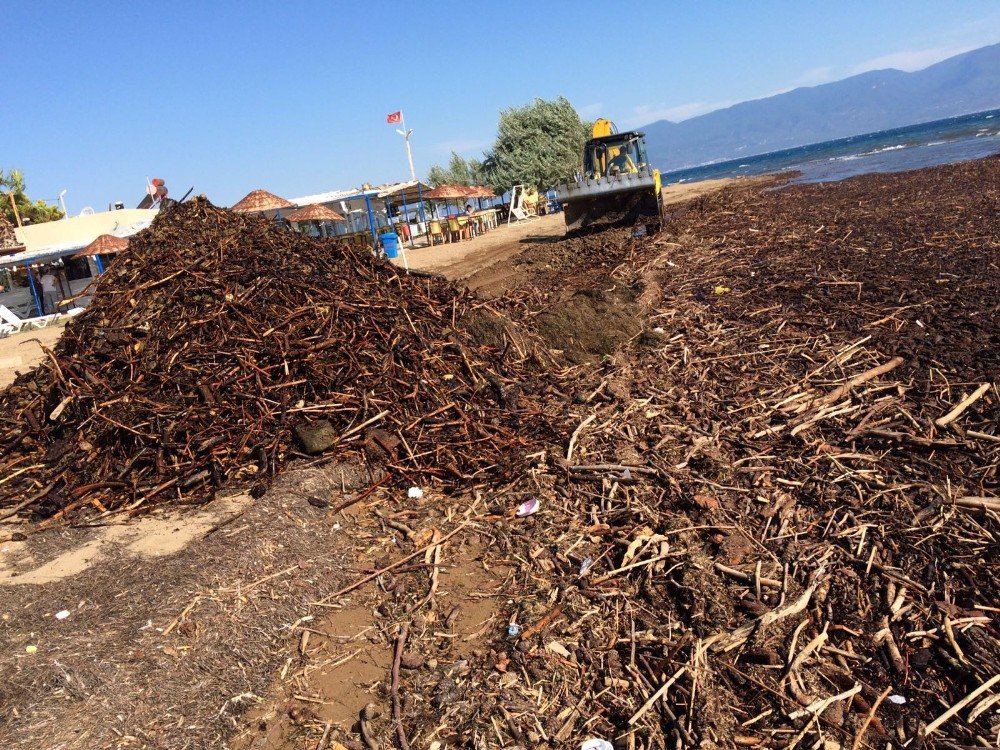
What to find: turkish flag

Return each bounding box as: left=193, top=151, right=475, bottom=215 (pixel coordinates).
left=386, top=111, right=401, bottom=124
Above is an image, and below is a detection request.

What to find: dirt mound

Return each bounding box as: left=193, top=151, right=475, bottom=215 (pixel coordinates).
left=0, top=199, right=557, bottom=519
left=535, top=286, right=643, bottom=362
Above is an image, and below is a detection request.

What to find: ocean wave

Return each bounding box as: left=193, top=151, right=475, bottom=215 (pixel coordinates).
left=835, top=144, right=908, bottom=161
left=924, top=140, right=949, bottom=147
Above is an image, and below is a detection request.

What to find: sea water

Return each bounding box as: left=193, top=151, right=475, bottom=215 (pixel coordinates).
left=662, top=108, right=1000, bottom=185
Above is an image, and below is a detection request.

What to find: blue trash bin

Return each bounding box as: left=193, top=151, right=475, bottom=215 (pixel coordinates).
left=379, top=232, right=399, bottom=259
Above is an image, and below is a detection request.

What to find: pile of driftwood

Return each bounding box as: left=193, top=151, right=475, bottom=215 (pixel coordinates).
left=2, top=159, right=998, bottom=749
left=377, top=160, right=998, bottom=749
left=0, top=199, right=557, bottom=520
left=0, top=214, right=17, bottom=249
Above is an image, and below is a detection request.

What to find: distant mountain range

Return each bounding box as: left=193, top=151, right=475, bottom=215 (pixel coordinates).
left=641, top=43, right=1000, bottom=171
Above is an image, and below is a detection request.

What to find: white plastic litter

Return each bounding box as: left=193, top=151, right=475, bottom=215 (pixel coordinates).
left=407, top=486, right=424, bottom=500
left=515, top=498, right=540, bottom=517
left=888, top=694, right=906, bottom=704
left=55, top=610, right=70, bottom=620
left=581, top=740, right=614, bottom=750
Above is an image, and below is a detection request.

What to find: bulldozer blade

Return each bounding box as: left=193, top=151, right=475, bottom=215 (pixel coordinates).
left=562, top=187, right=662, bottom=233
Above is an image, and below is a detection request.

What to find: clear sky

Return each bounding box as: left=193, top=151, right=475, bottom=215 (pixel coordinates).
left=4, top=0, right=999, bottom=213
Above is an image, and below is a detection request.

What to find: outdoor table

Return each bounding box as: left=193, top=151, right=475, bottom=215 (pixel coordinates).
left=464, top=213, right=485, bottom=235
left=475, top=209, right=498, bottom=231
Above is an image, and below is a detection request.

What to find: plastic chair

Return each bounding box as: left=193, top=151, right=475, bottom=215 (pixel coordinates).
left=447, top=218, right=465, bottom=242
left=459, top=216, right=477, bottom=238
left=428, top=220, right=445, bottom=246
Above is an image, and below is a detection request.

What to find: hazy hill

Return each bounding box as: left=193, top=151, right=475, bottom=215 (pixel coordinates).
left=643, top=43, right=1000, bottom=170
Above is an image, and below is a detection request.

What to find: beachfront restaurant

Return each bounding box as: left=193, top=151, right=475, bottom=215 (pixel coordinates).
left=0, top=207, right=157, bottom=318
left=288, top=180, right=434, bottom=245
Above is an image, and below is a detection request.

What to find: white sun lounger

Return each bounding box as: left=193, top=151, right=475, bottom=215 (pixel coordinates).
left=0, top=305, right=28, bottom=334
left=0, top=304, right=61, bottom=336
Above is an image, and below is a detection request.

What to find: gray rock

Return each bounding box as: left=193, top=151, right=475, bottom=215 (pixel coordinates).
left=294, top=420, right=338, bottom=454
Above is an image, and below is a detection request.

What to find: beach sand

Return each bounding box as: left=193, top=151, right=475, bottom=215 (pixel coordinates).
left=0, top=324, right=66, bottom=389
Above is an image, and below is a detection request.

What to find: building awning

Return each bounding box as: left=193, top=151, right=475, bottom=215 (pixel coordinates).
left=375, top=180, right=431, bottom=204
left=2, top=208, right=157, bottom=269
left=289, top=180, right=430, bottom=208
left=290, top=187, right=373, bottom=206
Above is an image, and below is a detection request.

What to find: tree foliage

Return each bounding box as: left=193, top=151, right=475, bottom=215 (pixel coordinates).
left=0, top=169, right=63, bottom=226
left=426, top=152, right=484, bottom=187
left=480, top=97, right=589, bottom=193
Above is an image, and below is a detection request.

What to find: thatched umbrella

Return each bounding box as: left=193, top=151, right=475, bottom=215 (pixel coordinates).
left=465, top=185, right=496, bottom=210
left=286, top=204, right=345, bottom=236
left=73, top=234, right=128, bottom=275
left=231, top=190, right=296, bottom=219
left=423, top=184, right=473, bottom=217
left=75, top=234, right=128, bottom=258
left=422, top=184, right=470, bottom=199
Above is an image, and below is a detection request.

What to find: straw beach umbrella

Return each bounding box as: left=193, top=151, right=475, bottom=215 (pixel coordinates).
left=465, top=185, right=496, bottom=209
left=231, top=190, right=296, bottom=219
left=75, top=234, right=128, bottom=258
left=423, top=184, right=473, bottom=217
left=286, top=204, right=345, bottom=236
left=73, top=233, right=129, bottom=274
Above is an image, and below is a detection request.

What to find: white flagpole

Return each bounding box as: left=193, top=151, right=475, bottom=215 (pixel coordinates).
left=399, top=111, right=416, bottom=182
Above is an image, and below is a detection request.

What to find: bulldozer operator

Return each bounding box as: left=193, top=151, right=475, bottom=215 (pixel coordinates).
left=607, top=142, right=636, bottom=174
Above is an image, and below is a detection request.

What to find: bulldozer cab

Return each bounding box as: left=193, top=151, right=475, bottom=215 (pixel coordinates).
left=584, top=133, right=649, bottom=179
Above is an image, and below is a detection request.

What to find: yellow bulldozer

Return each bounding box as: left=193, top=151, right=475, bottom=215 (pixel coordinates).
left=554, top=118, right=663, bottom=232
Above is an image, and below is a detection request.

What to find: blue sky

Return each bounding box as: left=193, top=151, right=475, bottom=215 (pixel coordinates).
left=4, top=0, right=999, bottom=212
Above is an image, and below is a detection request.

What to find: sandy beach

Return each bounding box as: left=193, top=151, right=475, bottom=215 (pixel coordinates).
left=0, top=324, right=66, bottom=389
